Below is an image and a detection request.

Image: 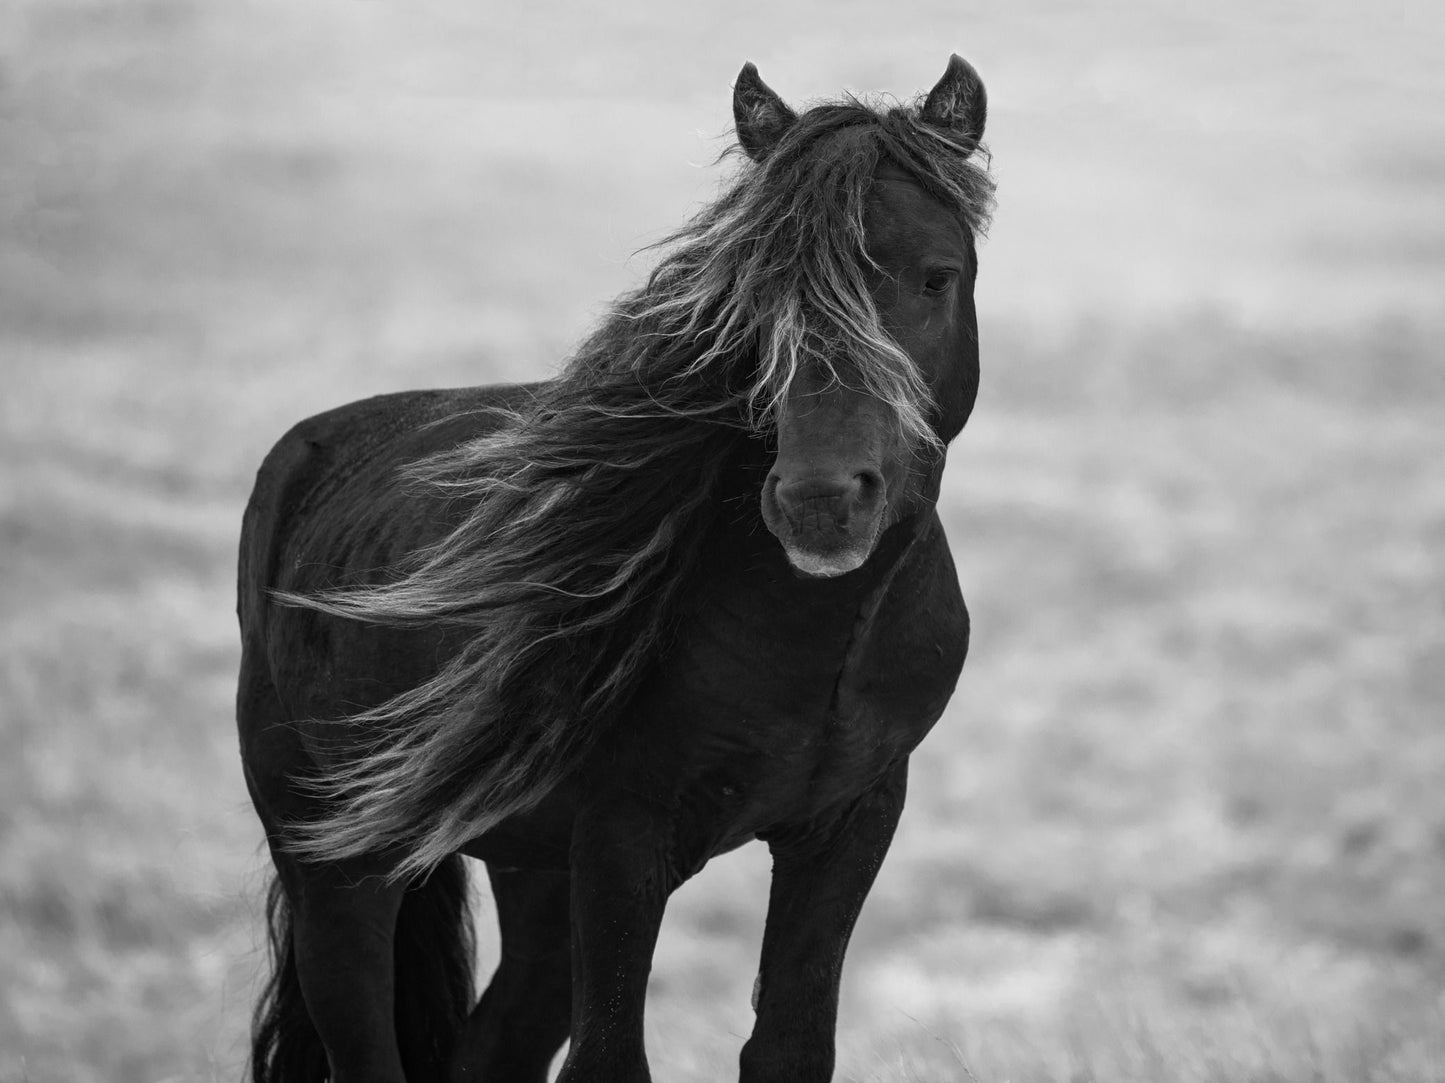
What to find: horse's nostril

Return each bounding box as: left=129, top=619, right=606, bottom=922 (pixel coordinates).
left=774, top=470, right=886, bottom=512
left=778, top=478, right=846, bottom=511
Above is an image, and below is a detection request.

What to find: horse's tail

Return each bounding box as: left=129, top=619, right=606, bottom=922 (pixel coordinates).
left=392, top=854, right=477, bottom=1075
left=250, top=874, right=326, bottom=1083
left=250, top=856, right=477, bottom=1082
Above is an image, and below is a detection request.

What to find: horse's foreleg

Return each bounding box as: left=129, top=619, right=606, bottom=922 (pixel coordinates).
left=288, top=857, right=409, bottom=1083
left=740, top=758, right=909, bottom=1083
left=555, top=795, right=675, bottom=1083
left=448, top=865, right=572, bottom=1082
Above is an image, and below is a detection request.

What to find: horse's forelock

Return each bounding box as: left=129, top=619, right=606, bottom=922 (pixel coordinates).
left=692, top=103, right=990, bottom=449
left=608, top=97, right=994, bottom=421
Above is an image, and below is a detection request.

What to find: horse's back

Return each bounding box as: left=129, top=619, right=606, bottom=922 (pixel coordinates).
left=239, top=382, right=539, bottom=627
left=236, top=381, right=543, bottom=797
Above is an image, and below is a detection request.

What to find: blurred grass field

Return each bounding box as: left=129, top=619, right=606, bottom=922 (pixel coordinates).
left=3, top=2, right=1444, bottom=1080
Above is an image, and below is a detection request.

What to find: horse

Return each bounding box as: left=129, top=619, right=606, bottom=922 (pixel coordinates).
left=237, top=54, right=995, bottom=1083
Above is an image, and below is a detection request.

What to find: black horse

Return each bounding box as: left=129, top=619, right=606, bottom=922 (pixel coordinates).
left=238, top=55, right=995, bottom=1083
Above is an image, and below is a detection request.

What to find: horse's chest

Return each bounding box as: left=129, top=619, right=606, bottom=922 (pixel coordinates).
left=623, top=547, right=969, bottom=833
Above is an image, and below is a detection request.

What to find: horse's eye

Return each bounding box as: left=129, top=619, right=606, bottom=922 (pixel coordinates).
left=922, top=269, right=957, bottom=296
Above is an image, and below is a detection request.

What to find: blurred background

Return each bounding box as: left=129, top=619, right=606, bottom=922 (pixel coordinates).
left=2, top=1, right=1443, bottom=1080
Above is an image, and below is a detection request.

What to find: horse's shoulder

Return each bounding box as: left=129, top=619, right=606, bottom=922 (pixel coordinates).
left=855, top=512, right=970, bottom=714
left=885, top=511, right=967, bottom=622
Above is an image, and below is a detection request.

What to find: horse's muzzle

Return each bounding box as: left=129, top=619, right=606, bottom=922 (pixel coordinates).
left=762, top=470, right=887, bottom=577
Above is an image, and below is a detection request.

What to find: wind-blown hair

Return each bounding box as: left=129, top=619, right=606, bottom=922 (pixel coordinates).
left=283, top=93, right=996, bottom=879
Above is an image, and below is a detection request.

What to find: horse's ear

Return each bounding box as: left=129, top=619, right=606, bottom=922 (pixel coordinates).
left=921, top=54, right=987, bottom=151
left=733, top=62, right=797, bottom=161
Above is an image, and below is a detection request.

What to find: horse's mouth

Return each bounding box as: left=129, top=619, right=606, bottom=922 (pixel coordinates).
left=782, top=545, right=869, bottom=578
left=777, top=524, right=882, bottom=578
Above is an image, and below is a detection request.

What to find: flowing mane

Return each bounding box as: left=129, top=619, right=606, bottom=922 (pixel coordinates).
left=283, top=92, right=996, bottom=879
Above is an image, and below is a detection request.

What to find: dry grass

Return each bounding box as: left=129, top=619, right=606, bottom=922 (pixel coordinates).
left=3, top=1, right=1444, bottom=1080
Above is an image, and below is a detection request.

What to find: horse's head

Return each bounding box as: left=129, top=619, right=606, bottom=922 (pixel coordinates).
left=734, top=57, right=990, bottom=578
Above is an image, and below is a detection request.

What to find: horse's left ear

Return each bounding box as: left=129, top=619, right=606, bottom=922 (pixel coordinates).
left=921, top=54, right=987, bottom=151
left=733, top=62, right=798, bottom=161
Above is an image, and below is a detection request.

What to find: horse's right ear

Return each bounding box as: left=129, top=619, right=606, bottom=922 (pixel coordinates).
left=733, top=62, right=797, bottom=161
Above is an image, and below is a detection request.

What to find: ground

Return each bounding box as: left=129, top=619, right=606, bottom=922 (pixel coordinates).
left=2, top=2, right=1443, bottom=1080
